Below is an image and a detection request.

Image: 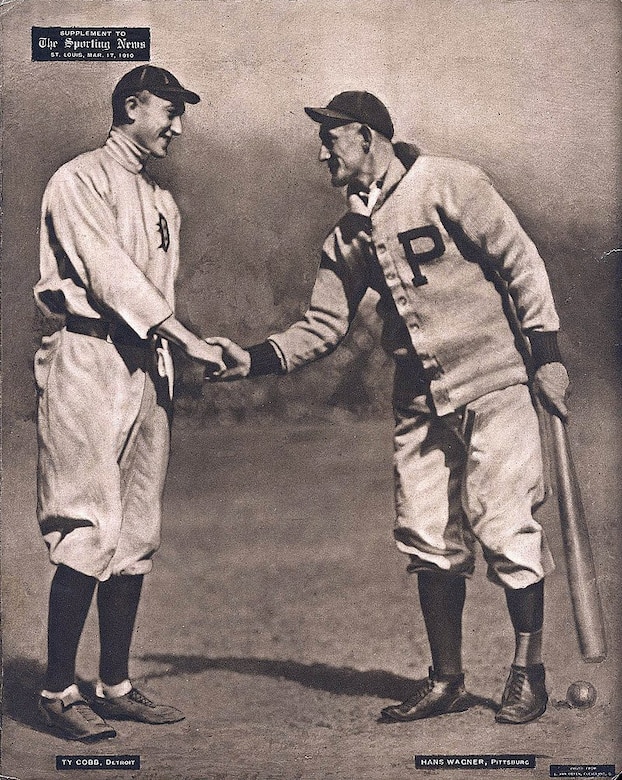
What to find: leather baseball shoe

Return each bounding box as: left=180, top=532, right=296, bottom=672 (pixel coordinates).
left=380, top=667, right=472, bottom=722
left=495, top=663, right=548, bottom=724
left=92, top=687, right=185, bottom=724
left=39, top=693, right=117, bottom=742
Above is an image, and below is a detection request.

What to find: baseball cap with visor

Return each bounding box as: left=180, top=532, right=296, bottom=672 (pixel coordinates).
left=304, top=91, right=394, bottom=140
left=112, top=65, right=201, bottom=105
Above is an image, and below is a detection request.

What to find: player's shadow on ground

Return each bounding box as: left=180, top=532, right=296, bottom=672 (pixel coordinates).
left=2, top=655, right=498, bottom=734
left=140, top=653, right=498, bottom=712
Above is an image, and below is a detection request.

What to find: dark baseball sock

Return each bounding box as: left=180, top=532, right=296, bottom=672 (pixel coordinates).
left=505, top=579, right=544, bottom=634
left=418, top=572, right=466, bottom=678
left=45, top=564, right=97, bottom=692
left=505, top=579, right=544, bottom=667
left=97, top=574, right=144, bottom=687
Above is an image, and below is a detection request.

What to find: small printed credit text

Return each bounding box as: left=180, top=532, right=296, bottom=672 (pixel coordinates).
left=549, top=766, right=617, bottom=779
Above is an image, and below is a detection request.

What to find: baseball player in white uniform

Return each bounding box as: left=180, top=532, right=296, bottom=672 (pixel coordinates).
left=207, top=91, right=570, bottom=725
left=34, top=65, right=223, bottom=742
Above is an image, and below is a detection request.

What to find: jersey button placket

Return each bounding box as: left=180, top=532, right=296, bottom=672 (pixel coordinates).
left=404, top=305, right=423, bottom=353
left=375, top=240, right=401, bottom=296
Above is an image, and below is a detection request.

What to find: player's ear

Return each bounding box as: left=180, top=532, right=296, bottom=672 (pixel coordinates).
left=124, top=95, right=140, bottom=122
left=360, top=124, right=373, bottom=152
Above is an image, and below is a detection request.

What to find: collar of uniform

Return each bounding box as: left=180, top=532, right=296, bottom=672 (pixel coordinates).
left=373, top=155, right=407, bottom=211
left=105, top=127, right=150, bottom=173
left=347, top=173, right=385, bottom=215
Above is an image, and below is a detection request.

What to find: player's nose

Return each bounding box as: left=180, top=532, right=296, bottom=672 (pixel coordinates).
left=318, top=144, right=331, bottom=162
left=170, top=116, right=182, bottom=136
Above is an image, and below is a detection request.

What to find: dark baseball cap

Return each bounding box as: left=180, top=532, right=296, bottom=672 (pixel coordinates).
left=304, top=91, right=394, bottom=139
left=112, top=65, right=200, bottom=104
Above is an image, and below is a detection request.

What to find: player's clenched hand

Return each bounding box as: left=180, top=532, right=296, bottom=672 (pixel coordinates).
left=186, top=340, right=226, bottom=375
left=533, top=362, right=570, bottom=420
left=154, top=315, right=225, bottom=374
left=203, top=337, right=251, bottom=381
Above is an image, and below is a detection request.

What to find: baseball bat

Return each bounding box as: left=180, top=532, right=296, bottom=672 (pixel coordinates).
left=547, top=413, right=607, bottom=663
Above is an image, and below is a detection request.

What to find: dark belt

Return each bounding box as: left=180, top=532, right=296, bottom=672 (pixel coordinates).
left=65, top=315, right=151, bottom=348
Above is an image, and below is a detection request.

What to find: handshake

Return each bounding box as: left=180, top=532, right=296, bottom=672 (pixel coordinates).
left=156, top=317, right=250, bottom=382
left=201, top=336, right=252, bottom=382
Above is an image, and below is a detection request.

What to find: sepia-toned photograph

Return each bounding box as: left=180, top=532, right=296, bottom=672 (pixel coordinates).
left=1, top=1, right=620, bottom=778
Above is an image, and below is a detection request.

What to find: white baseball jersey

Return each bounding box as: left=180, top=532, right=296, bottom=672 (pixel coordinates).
left=35, top=127, right=178, bottom=336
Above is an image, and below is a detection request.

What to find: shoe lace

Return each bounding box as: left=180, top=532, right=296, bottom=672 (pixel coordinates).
left=128, top=688, right=156, bottom=708
left=505, top=668, right=528, bottom=705
left=402, top=675, right=434, bottom=707
left=70, top=701, right=103, bottom=724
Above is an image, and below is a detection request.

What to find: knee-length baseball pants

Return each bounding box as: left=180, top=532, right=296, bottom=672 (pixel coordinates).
left=34, top=329, right=172, bottom=581
left=392, top=382, right=554, bottom=589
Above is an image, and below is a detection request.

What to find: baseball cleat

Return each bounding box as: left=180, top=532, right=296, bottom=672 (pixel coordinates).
left=495, top=663, right=548, bottom=724
left=92, top=686, right=185, bottom=724
left=39, top=694, right=117, bottom=742
left=380, top=667, right=472, bottom=722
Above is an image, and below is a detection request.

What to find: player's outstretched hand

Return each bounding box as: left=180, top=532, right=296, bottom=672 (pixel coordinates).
left=533, top=361, right=570, bottom=420
left=203, top=337, right=251, bottom=381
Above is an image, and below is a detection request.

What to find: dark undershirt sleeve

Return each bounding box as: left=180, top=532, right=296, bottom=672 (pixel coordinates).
left=247, top=341, right=285, bottom=376
left=528, top=331, right=563, bottom=368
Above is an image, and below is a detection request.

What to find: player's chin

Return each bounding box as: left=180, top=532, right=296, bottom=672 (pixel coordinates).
left=152, top=139, right=171, bottom=158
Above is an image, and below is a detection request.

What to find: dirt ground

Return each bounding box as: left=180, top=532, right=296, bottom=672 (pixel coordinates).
left=1, top=417, right=620, bottom=780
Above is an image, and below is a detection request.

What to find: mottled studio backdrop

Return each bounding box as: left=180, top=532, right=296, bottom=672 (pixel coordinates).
left=2, top=0, right=621, bottom=428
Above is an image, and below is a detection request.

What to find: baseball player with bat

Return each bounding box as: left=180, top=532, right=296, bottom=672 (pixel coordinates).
left=33, top=66, right=223, bottom=742
left=207, top=90, right=572, bottom=724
